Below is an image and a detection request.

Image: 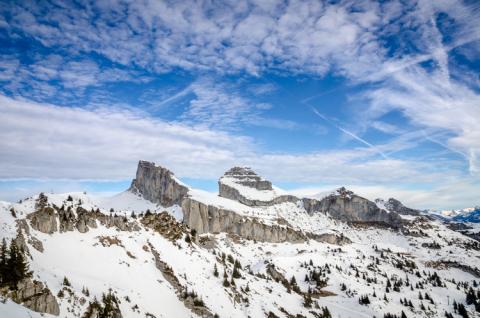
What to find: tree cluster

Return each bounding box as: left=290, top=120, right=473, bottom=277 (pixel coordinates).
left=0, top=238, right=31, bottom=289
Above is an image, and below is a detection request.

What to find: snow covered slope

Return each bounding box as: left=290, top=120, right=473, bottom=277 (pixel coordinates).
left=1, top=162, right=480, bottom=318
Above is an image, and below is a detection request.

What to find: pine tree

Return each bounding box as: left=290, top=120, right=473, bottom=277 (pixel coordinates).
left=0, top=238, right=8, bottom=285
left=401, top=311, right=407, bottom=318
left=7, top=241, right=30, bottom=287
left=100, top=289, right=120, bottom=318
left=303, top=293, right=312, bottom=308
left=457, top=303, right=469, bottom=318
left=223, top=278, right=230, bottom=287
left=213, top=264, right=219, bottom=277
left=466, top=287, right=477, bottom=305
left=321, top=306, right=331, bottom=318
left=232, top=266, right=241, bottom=279
left=290, top=275, right=297, bottom=286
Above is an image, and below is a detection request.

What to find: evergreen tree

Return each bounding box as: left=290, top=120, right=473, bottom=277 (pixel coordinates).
left=320, top=306, right=331, bottom=318
left=223, top=278, right=230, bottom=287
left=466, top=287, right=477, bottom=305
left=457, top=303, right=469, bottom=318
left=99, top=289, right=120, bottom=318
left=303, top=293, right=312, bottom=308
left=7, top=241, right=30, bottom=287
left=0, top=238, right=8, bottom=284
left=213, top=264, right=219, bottom=277
left=63, top=276, right=71, bottom=286
left=232, top=266, right=241, bottom=279
left=290, top=275, right=297, bottom=286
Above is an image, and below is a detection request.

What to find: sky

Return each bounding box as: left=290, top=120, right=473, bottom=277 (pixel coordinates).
left=0, top=0, right=479, bottom=210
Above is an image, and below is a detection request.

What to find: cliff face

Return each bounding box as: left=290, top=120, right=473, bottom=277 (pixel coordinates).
left=303, top=188, right=402, bottom=227
left=218, top=182, right=297, bottom=207
left=130, top=162, right=403, bottom=242
left=384, top=198, right=421, bottom=216
left=182, top=198, right=307, bottom=243
left=28, top=206, right=139, bottom=234
left=8, top=278, right=60, bottom=316
left=129, top=161, right=189, bottom=207
left=218, top=167, right=298, bottom=207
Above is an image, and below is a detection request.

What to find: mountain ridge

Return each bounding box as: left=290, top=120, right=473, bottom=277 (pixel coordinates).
left=0, top=161, right=479, bottom=318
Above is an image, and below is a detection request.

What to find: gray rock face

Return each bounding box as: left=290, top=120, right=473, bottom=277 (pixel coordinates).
left=223, top=167, right=273, bottom=190
left=182, top=198, right=307, bottom=243
left=219, top=167, right=298, bottom=207
left=382, top=198, right=421, bottom=216
left=27, top=206, right=139, bottom=234
left=219, top=182, right=298, bottom=207
left=307, top=233, right=352, bottom=245
left=14, top=278, right=60, bottom=316
left=28, top=207, right=57, bottom=234
left=129, top=160, right=189, bottom=207
left=303, top=188, right=403, bottom=228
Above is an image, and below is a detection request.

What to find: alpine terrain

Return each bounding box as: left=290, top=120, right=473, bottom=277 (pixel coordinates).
left=1, top=161, right=479, bottom=318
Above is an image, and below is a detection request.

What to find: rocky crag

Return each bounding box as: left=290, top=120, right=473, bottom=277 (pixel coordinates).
left=182, top=197, right=307, bottom=243
left=303, top=188, right=403, bottom=228
left=218, top=167, right=297, bottom=207
left=130, top=162, right=405, bottom=242
left=129, top=160, right=189, bottom=207
left=381, top=197, right=422, bottom=216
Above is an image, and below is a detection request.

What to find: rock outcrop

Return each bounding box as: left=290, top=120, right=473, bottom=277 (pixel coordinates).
left=27, top=205, right=139, bottom=234
left=28, top=207, right=57, bottom=234
left=129, top=161, right=189, bottom=207
left=382, top=198, right=421, bottom=216
left=182, top=198, right=307, bottom=243
left=303, top=188, right=403, bottom=228
left=141, top=212, right=187, bottom=241
left=14, top=278, right=60, bottom=315
left=222, top=167, right=273, bottom=190
left=218, top=167, right=297, bottom=207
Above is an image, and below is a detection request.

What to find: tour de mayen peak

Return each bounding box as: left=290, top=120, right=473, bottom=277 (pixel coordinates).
left=1, top=1, right=480, bottom=318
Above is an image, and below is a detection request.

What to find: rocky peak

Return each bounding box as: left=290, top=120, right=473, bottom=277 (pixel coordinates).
left=383, top=198, right=421, bottom=216
left=129, top=161, right=189, bottom=207
left=221, top=167, right=272, bottom=191
left=218, top=167, right=296, bottom=207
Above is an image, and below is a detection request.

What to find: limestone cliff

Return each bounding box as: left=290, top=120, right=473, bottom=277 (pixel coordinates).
left=13, top=278, right=60, bottom=315
left=303, top=187, right=402, bottom=227
left=383, top=198, right=421, bottom=216
left=28, top=205, right=139, bottom=234
left=218, top=167, right=297, bottom=207
left=129, top=160, right=189, bottom=207
left=182, top=198, right=307, bottom=243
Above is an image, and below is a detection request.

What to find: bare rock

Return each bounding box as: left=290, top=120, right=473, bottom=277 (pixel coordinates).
left=27, top=207, right=57, bottom=234
left=141, top=212, right=187, bottom=241
left=303, top=188, right=402, bottom=228
left=218, top=167, right=298, bottom=207
left=14, top=278, right=60, bottom=316
left=383, top=198, right=421, bottom=216
left=182, top=198, right=307, bottom=243
left=129, top=161, right=189, bottom=207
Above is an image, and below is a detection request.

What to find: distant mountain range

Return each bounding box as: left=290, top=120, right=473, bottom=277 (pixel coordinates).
left=429, top=207, right=480, bottom=223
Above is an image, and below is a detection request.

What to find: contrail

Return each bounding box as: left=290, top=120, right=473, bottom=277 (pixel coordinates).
left=310, top=106, right=388, bottom=159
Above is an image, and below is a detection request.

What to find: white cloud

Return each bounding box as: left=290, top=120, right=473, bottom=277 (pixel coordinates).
left=0, top=95, right=467, bottom=194
left=2, top=0, right=379, bottom=76
left=1, top=0, right=480, bottom=209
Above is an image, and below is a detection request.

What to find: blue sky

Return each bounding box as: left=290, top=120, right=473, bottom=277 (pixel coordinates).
left=0, top=0, right=479, bottom=209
